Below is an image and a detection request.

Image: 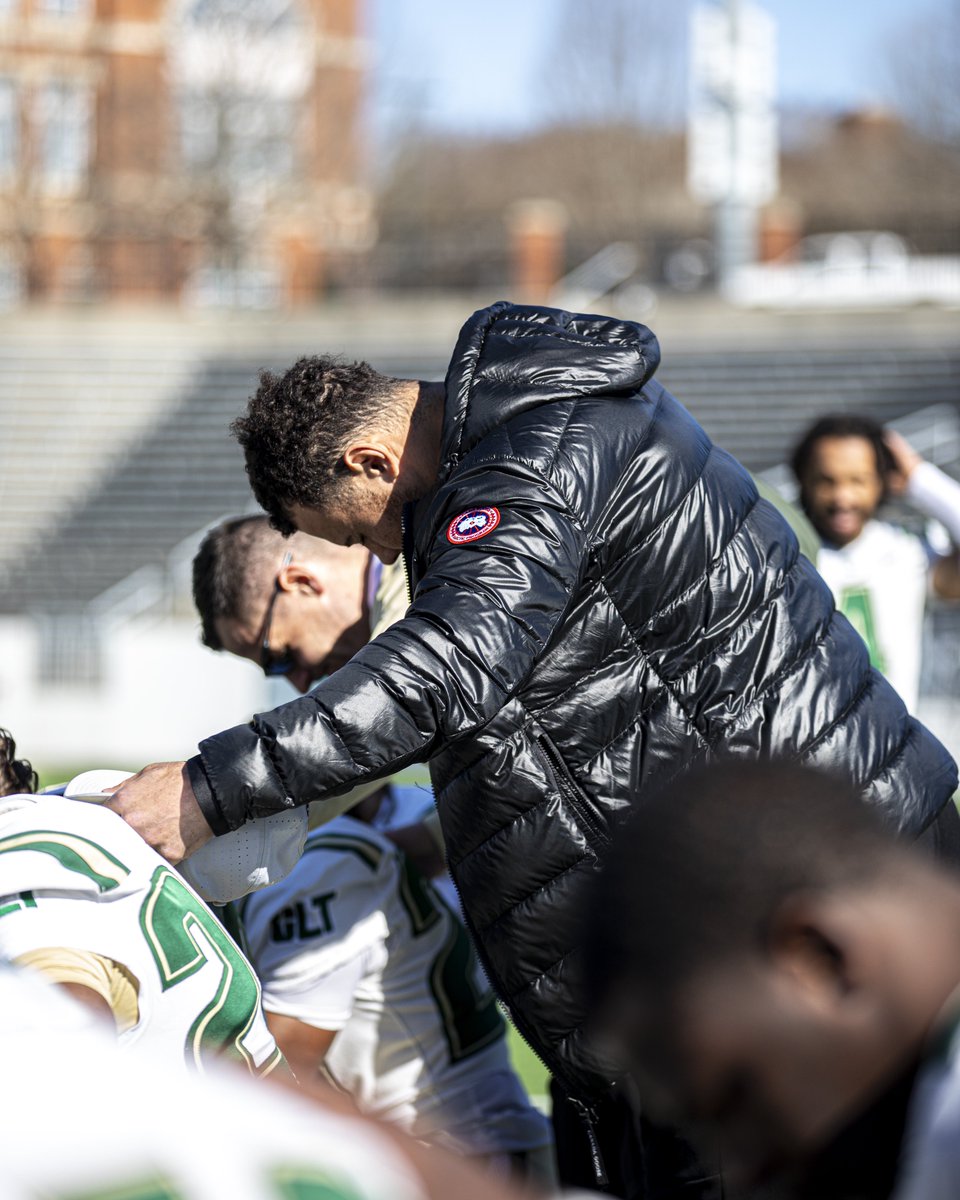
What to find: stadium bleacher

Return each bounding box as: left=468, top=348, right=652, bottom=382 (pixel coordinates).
left=1, top=310, right=958, bottom=618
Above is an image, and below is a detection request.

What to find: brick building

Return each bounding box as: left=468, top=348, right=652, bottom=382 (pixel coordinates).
left=0, top=0, right=371, bottom=306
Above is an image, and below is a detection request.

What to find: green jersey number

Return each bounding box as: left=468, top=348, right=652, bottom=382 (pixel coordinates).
left=397, top=856, right=503, bottom=1064
left=839, top=585, right=886, bottom=674
left=140, top=865, right=274, bottom=1072
left=0, top=831, right=273, bottom=1074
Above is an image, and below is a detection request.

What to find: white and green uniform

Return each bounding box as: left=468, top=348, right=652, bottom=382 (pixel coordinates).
left=240, top=816, right=553, bottom=1160
left=893, top=1002, right=960, bottom=1200
left=0, top=961, right=429, bottom=1200
left=0, top=792, right=282, bottom=1076
left=817, top=519, right=930, bottom=713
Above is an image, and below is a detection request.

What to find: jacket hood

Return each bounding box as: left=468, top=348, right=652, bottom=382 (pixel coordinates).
left=439, top=301, right=660, bottom=477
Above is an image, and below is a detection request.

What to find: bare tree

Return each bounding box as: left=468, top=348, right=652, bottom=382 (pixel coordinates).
left=168, top=0, right=315, bottom=302
left=524, top=0, right=689, bottom=255
left=880, top=0, right=960, bottom=149
left=537, top=0, right=686, bottom=130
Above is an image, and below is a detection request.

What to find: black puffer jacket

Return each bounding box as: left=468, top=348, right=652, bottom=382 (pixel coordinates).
left=193, top=302, right=957, bottom=1097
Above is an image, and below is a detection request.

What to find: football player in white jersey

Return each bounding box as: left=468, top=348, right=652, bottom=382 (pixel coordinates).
left=0, top=728, right=284, bottom=1076
left=792, top=415, right=960, bottom=713
left=238, top=806, right=557, bottom=1187
left=1, top=961, right=545, bottom=1200
left=0, top=737, right=555, bottom=1200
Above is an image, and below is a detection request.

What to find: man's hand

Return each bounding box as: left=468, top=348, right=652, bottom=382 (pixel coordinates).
left=103, top=761, right=213, bottom=864
left=883, top=429, right=923, bottom=496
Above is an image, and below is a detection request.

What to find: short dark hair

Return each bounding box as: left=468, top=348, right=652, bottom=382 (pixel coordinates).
left=791, top=414, right=894, bottom=494
left=231, top=356, right=398, bottom=535
left=0, top=728, right=38, bottom=797
left=584, top=760, right=905, bottom=1015
left=192, top=515, right=283, bottom=650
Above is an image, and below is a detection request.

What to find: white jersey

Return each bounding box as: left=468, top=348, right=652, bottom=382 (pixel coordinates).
left=817, top=519, right=930, bottom=712
left=893, top=1009, right=960, bottom=1200
left=0, top=793, right=281, bottom=1076
left=59, top=768, right=308, bottom=906
left=0, top=961, right=429, bottom=1200
left=240, top=816, right=553, bottom=1157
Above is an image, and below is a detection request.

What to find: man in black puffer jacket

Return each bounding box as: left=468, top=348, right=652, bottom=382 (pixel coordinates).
left=109, top=303, right=959, bottom=1196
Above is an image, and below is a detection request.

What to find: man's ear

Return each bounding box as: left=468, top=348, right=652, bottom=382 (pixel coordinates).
left=767, top=894, right=855, bottom=1011
left=342, top=441, right=400, bottom=482
left=277, top=561, right=324, bottom=596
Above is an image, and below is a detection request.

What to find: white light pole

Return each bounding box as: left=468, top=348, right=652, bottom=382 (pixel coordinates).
left=688, top=0, right=778, bottom=287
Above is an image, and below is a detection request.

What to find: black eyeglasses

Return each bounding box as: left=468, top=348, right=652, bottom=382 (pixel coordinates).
left=260, top=551, right=294, bottom=677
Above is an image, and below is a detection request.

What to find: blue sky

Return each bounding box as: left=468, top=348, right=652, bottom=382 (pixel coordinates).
left=369, top=0, right=928, bottom=137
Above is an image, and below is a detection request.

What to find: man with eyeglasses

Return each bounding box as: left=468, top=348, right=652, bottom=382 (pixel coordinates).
left=193, top=515, right=409, bottom=694
left=191, top=515, right=445, bottom=876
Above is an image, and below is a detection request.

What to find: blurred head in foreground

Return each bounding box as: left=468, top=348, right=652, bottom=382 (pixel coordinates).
left=585, top=760, right=960, bottom=1192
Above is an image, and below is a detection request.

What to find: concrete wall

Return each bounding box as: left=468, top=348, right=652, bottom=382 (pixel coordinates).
left=2, top=609, right=957, bottom=785
left=0, top=612, right=270, bottom=769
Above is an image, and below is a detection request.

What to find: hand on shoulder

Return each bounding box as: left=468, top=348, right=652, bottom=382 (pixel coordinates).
left=102, top=761, right=213, bottom=863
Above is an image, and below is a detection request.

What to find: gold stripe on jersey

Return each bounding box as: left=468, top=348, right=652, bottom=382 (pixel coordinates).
left=0, top=831, right=130, bottom=892
left=14, top=947, right=140, bottom=1033
left=256, top=1043, right=288, bottom=1079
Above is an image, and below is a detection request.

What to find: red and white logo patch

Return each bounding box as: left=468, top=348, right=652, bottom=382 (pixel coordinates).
left=447, top=506, right=501, bottom=545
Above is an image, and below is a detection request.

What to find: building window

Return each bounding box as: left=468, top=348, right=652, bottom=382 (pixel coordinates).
left=37, top=81, right=92, bottom=193
left=179, top=89, right=295, bottom=183
left=229, top=93, right=295, bottom=181
left=182, top=0, right=300, bottom=36
left=36, top=0, right=90, bottom=16
left=173, top=0, right=309, bottom=188
left=0, top=243, right=22, bottom=307
left=188, top=256, right=282, bottom=308
left=0, top=78, right=16, bottom=179
left=179, top=89, right=219, bottom=169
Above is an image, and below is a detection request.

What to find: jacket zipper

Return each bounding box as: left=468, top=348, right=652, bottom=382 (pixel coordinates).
left=535, top=734, right=610, bottom=848
left=566, top=1095, right=611, bottom=1190
left=402, top=501, right=611, bottom=1186
left=448, top=784, right=615, bottom=1189
left=400, top=502, right=415, bottom=604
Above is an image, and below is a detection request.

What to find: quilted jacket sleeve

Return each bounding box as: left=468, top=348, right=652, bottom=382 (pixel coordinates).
left=193, top=459, right=589, bottom=833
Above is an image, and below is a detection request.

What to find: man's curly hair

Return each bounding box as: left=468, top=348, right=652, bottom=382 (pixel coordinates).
left=0, top=728, right=38, bottom=797
left=232, top=356, right=399, bottom=535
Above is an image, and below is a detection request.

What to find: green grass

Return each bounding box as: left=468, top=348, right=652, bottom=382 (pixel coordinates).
left=34, top=763, right=138, bottom=791
left=506, top=1022, right=551, bottom=1105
